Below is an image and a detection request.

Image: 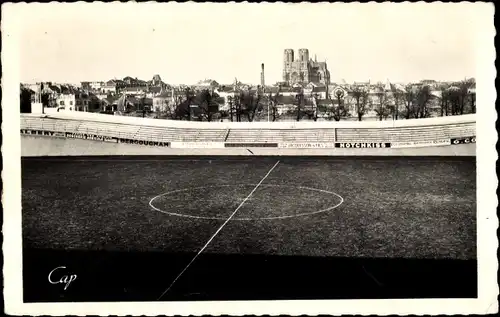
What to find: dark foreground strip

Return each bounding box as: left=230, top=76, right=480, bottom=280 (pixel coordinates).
left=21, top=155, right=476, bottom=163
left=23, top=248, right=477, bottom=302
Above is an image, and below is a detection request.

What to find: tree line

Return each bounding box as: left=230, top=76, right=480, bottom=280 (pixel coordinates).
left=22, top=79, right=476, bottom=122
left=163, top=79, right=475, bottom=123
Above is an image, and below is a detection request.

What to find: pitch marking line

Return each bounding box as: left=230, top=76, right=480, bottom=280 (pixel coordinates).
left=157, top=160, right=280, bottom=300
left=149, top=184, right=344, bottom=220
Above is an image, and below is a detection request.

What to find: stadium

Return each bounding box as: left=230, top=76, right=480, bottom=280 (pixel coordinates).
left=21, top=112, right=477, bottom=302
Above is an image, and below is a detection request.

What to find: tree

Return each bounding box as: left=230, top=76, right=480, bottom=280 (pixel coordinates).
left=459, top=78, right=476, bottom=115
left=20, top=86, right=32, bottom=113
left=469, top=89, right=476, bottom=114
left=173, top=88, right=195, bottom=120
left=227, top=95, right=235, bottom=122
left=267, top=92, right=282, bottom=122
left=391, top=87, right=403, bottom=120
left=306, top=93, right=319, bottom=122
left=295, top=89, right=305, bottom=121
left=446, top=79, right=475, bottom=116
left=438, top=85, right=450, bottom=117
left=198, top=89, right=220, bottom=122
left=402, top=84, right=416, bottom=119
left=235, top=93, right=243, bottom=122
left=351, top=87, right=369, bottom=121
left=238, top=89, right=263, bottom=122
left=374, top=89, right=392, bottom=121
left=140, top=95, right=146, bottom=118
left=448, top=87, right=461, bottom=115
left=332, top=89, right=349, bottom=121
left=413, top=85, right=433, bottom=119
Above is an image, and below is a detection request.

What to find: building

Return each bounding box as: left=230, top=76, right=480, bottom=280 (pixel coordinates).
left=81, top=81, right=104, bottom=91
left=152, top=90, right=175, bottom=113
left=282, top=48, right=330, bottom=86
left=102, top=80, right=121, bottom=94
left=195, top=79, right=219, bottom=91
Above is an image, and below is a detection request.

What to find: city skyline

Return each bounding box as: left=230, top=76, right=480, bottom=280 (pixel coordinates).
left=10, top=3, right=491, bottom=85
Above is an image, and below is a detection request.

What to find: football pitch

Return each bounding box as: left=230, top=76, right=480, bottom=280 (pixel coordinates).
left=21, top=156, right=477, bottom=302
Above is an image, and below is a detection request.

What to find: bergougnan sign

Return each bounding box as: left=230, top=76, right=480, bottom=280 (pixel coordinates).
left=117, top=138, right=169, bottom=147
left=335, top=142, right=391, bottom=148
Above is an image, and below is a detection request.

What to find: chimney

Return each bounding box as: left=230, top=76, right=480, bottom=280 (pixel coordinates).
left=261, top=63, right=265, bottom=91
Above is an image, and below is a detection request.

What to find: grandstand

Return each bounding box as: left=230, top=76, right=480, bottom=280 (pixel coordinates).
left=21, top=112, right=476, bottom=146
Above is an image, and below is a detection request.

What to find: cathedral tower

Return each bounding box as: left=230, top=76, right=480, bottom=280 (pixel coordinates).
left=283, top=49, right=294, bottom=63
left=298, top=48, right=309, bottom=63
left=283, top=49, right=295, bottom=83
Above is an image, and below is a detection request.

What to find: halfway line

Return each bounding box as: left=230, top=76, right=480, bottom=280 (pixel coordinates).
left=156, top=160, right=281, bottom=300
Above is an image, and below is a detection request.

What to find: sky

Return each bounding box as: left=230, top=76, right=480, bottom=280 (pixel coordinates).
left=7, top=2, right=494, bottom=85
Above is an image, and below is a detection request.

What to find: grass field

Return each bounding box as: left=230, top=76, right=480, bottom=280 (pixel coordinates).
left=21, top=156, right=477, bottom=301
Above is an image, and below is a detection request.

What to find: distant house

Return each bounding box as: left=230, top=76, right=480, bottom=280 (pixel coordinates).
left=101, top=94, right=122, bottom=112
left=122, top=86, right=147, bottom=97
left=102, top=80, right=119, bottom=94
left=54, top=89, right=99, bottom=112
left=81, top=81, right=104, bottom=91
left=195, top=79, right=219, bottom=91
left=152, top=90, right=174, bottom=112
left=147, top=86, right=164, bottom=98
left=214, top=86, right=237, bottom=111
left=122, top=76, right=147, bottom=88
left=279, top=86, right=301, bottom=97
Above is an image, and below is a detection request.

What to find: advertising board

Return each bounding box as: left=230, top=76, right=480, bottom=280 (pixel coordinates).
left=170, top=142, right=225, bottom=149
left=334, top=142, right=391, bottom=148
left=391, top=139, right=451, bottom=149
left=21, top=129, right=169, bottom=147
left=450, top=136, right=476, bottom=145
left=65, top=132, right=116, bottom=143
left=278, top=143, right=336, bottom=149
left=224, top=143, right=278, bottom=148
left=116, top=138, right=169, bottom=147
left=21, top=129, right=64, bottom=137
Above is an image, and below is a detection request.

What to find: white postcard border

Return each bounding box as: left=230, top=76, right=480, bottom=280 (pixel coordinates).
left=2, top=2, right=498, bottom=316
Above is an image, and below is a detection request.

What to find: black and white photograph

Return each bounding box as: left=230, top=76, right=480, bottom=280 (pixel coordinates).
left=2, top=2, right=497, bottom=316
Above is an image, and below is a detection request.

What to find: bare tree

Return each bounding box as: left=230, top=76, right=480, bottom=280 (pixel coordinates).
left=311, top=93, right=319, bottom=122
left=198, top=89, right=221, bottom=122
left=227, top=95, right=235, bottom=122
left=469, top=89, right=476, bottom=114
left=268, top=92, right=282, bottom=122
left=391, top=87, right=403, bottom=120
left=332, top=89, right=349, bottom=121
left=402, top=84, right=416, bottom=119
left=173, top=88, right=195, bottom=120
left=20, top=86, right=33, bottom=113
left=351, top=87, right=369, bottom=121
left=295, top=89, right=305, bottom=121
left=413, top=85, right=433, bottom=119
left=438, top=85, right=450, bottom=117
left=238, top=89, right=262, bottom=122
left=446, top=79, right=475, bottom=116
left=460, top=79, right=476, bottom=114
left=374, top=89, right=392, bottom=121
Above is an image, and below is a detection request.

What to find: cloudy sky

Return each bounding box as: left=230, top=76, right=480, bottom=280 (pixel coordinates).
left=7, top=2, right=494, bottom=85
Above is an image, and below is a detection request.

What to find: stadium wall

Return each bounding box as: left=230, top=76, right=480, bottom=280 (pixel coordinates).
left=20, top=113, right=476, bottom=156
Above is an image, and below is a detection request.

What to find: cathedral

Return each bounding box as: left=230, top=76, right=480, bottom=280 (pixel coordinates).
left=282, top=48, right=330, bottom=86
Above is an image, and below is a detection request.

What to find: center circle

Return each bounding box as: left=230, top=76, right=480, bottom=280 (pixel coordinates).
left=149, top=184, right=344, bottom=221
